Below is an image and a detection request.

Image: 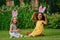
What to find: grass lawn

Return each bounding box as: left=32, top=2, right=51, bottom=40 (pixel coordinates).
left=0, top=29, right=60, bottom=40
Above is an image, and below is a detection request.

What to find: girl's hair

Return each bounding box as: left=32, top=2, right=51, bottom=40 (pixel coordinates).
left=10, top=17, right=18, bottom=25
left=36, top=12, right=45, bottom=21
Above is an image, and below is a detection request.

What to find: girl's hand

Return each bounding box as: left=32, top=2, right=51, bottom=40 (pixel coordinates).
left=43, top=14, right=48, bottom=24
left=33, top=12, right=37, bottom=16
left=44, top=14, right=47, bottom=17
left=17, top=29, right=21, bottom=32
left=31, top=12, right=37, bottom=22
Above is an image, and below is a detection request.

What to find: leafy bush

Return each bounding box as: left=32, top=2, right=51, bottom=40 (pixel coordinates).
left=46, top=15, right=60, bottom=29
left=0, top=6, right=60, bottom=30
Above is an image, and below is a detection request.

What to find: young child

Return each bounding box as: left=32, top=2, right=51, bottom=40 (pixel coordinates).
left=9, top=17, right=23, bottom=38
left=28, top=12, right=48, bottom=37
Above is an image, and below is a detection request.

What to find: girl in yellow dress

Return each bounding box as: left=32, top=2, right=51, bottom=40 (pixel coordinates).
left=28, top=12, right=48, bottom=37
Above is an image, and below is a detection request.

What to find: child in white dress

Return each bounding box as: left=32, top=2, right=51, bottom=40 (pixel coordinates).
left=9, top=17, right=23, bottom=38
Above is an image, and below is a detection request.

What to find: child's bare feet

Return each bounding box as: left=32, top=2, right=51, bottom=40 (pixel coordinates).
left=19, top=35, right=23, bottom=38
left=26, top=32, right=31, bottom=35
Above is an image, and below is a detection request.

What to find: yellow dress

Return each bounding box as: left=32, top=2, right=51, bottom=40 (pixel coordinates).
left=29, top=20, right=44, bottom=37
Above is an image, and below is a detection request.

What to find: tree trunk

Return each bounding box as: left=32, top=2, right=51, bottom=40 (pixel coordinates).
left=31, top=0, right=38, bottom=10
left=6, top=0, right=14, bottom=7
left=20, top=0, right=25, bottom=7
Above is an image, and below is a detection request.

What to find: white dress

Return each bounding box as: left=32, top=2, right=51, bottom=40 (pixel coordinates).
left=9, top=24, right=20, bottom=38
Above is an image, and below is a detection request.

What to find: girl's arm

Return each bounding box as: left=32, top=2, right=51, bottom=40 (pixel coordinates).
left=31, top=12, right=37, bottom=22
left=10, top=24, right=17, bottom=32
left=43, top=14, right=48, bottom=24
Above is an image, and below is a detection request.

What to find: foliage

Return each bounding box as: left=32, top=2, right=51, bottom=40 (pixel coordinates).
left=0, top=0, right=6, bottom=6
left=0, top=6, right=60, bottom=30
left=46, top=15, right=60, bottom=29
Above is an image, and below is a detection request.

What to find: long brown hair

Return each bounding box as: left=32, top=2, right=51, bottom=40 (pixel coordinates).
left=10, top=17, right=18, bottom=25
left=36, top=12, right=45, bottom=21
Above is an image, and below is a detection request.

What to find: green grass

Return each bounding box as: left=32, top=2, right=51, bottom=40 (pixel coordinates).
left=0, top=29, right=60, bottom=40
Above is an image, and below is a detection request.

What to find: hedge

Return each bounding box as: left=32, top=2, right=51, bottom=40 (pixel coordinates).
left=0, top=6, right=60, bottom=30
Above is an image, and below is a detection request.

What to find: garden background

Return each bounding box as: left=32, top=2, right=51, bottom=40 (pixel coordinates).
left=0, top=0, right=60, bottom=40
left=0, top=0, right=60, bottom=30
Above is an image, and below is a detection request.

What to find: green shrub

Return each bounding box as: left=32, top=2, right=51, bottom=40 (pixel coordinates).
left=46, top=15, right=60, bottom=29
left=0, top=6, right=60, bottom=30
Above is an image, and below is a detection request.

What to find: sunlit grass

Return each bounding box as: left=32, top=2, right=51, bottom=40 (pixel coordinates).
left=0, top=29, right=60, bottom=40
